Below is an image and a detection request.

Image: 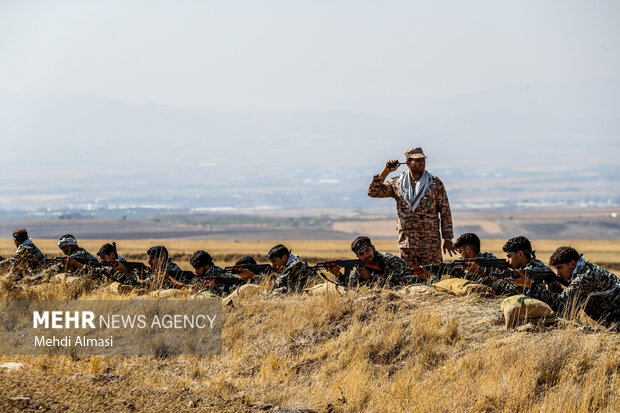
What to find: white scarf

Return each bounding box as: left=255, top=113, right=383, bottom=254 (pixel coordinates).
left=572, top=256, right=586, bottom=278
left=397, top=170, right=434, bottom=212
left=286, top=254, right=299, bottom=267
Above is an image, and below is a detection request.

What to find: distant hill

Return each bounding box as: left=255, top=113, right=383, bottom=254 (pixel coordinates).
left=1, top=79, right=618, bottom=210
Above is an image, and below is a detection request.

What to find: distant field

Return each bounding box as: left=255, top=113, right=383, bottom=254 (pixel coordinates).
left=2, top=239, right=619, bottom=271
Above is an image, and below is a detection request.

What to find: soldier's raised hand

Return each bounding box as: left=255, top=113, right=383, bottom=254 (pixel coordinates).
left=442, top=239, right=456, bottom=257
left=383, top=159, right=401, bottom=174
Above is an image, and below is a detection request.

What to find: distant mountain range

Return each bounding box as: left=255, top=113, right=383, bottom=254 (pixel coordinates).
left=1, top=79, right=618, bottom=210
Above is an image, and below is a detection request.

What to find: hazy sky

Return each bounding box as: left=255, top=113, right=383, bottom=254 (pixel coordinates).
left=1, top=0, right=618, bottom=112
left=1, top=1, right=619, bottom=211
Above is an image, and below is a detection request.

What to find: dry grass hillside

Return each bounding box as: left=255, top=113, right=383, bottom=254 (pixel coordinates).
left=0, top=239, right=619, bottom=412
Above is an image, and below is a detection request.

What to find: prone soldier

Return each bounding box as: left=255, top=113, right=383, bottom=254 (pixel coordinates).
left=485, top=236, right=553, bottom=296
left=0, top=228, right=47, bottom=280
left=44, top=234, right=99, bottom=274
left=453, top=233, right=500, bottom=282
left=511, top=246, right=620, bottom=329
left=324, top=236, right=408, bottom=287
left=189, top=250, right=242, bottom=296
left=270, top=244, right=318, bottom=293
left=143, top=245, right=186, bottom=290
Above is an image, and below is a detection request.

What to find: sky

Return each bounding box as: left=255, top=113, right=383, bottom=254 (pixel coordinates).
left=0, top=1, right=619, bottom=211
left=1, top=0, right=618, bottom=112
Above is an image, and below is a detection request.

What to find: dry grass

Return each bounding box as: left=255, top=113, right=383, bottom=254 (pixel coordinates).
left=0, top=240, right=619, bottom=412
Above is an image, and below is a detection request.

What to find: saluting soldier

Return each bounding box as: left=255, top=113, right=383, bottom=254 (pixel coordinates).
left=368, top=147, right=455, bottom=267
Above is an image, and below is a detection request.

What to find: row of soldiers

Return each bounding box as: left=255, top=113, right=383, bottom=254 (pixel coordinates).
left=1, top=228, right=618, bottom=328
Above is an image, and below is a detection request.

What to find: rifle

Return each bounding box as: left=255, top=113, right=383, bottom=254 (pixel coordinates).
left=495, top=269, right=570, bottom=287
left=46, top=256, right=97, bottom=269
left=96, top=260, right=147, bottom=276
left=449, top=258, right=509, bottom=271
left=313, top=259, right=365, bottom=285
left=224, top=263, right=273, bottom=276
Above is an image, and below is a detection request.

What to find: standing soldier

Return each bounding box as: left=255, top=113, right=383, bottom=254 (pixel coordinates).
left=368, top=147, right=455, bottom=267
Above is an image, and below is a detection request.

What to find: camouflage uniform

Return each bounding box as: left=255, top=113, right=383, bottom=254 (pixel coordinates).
left=43, top=247, right=99, bottom=276
left=349, top=251, right=408, bottom=287
left=0, top=240, right=47, bottom=278
left=192, top=265, right=243, bottom=297
left=462, top=251, right=498, bottom=282
left=488, top=258, right=551, bottom=296
left=83, top=258, right=142, bottom=286
left=275, top=258, right=318, bottom=293
left=527, top=261, right=620, bottom=328
left=144, top=260, right=185, bottom=290
left=368, top=174, right=453, bottom=267
left=69, top=247, right=98, bottom=264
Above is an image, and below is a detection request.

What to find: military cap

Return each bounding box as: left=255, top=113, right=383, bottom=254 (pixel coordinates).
left=405, top=147, right=427, bottom=159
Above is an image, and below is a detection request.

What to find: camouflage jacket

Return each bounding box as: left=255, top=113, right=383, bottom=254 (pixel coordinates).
left=349, top=251, right=407, bottom=287
left=0, top=240, right=47, bottom=273
left=43, top=247, right=99, bottom=276
left=193, top=265, right=243, bottom=297
left=488, top=258, right=551, bottom=296
left=528, top=261, right=620, bottom=327
left=83, top=257, right=142, bottom=286
left=144, top=260, right=185, bottom=289
left=463, top=251, right=498, bottom=282
left=368, top=174, right=453, bottom=250
left=275, top=258, right=318, bottom=293
left=70, top=247, right=99, bottom=264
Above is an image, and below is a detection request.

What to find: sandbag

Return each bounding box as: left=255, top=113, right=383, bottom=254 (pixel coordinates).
left=222, top=284, right=266, bottom=306
left=54, top=273, right=70, bottom=283
left=305, top=282, right=346, bottom=296
left=107, top=282, right=133, bottom=295
left=399, top=284, right=436, bottom=296
left=501, top=294, right=554, bottom=329
left=433, top=278, right=495, bottom=297
left=151, top=288, right=185, bottom=299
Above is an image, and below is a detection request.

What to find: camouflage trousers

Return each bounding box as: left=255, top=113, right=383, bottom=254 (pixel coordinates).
left=399, top=247, right=442, bottom=268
